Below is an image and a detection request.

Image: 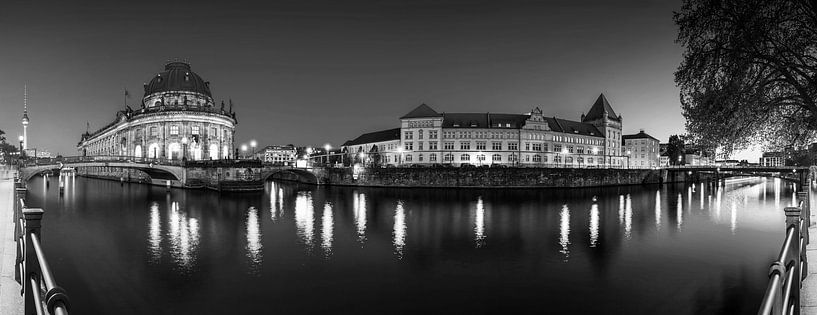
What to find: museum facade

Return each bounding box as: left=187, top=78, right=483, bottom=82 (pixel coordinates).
left=77, top=61, right=237, bottom=160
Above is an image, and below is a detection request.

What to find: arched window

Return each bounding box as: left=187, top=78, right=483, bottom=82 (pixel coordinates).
left=430, top=153, right=437, bottom=162
left=492, top=154, right=501, bottom=162
left=444, top=153, right=454, bottom=162
left=168, top=143, right=181, bottom=160
left=209, top=144, right=219, bottom=160
left=477, top=154, right=486, bottom=161
left=134, top=145, right=142, bottom=158
left=460, top=154, right=470, bottom=161
left=533, top=155, right=542, bottom=163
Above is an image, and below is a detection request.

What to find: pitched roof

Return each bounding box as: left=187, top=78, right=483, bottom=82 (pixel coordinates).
left=622, top=130, right=658, bottom=141
left=544, top=117, right=604, bottom=137
left=342, top=128, right=401, bottom=146
left=400, top=103, right=442, bottom=119
left=582, top=93, right=620, bottom=122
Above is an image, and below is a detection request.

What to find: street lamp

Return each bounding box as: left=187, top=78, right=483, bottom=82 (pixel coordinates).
left=250, top=139, right=257, bottom=157
left=626, top=150, right=631, bottom=169
left=324, top=144, right=332, bottom=164
left=181, top=136, right=188, bottom=161
left=240, top=144, right=248, bottom=159
left=677, top=155, right=682, bottom=166
left=561, top=148, right=568, bottom=168
left=18, top=136, right=24, bottom=157
left=358, top=152, right=367, bottom=166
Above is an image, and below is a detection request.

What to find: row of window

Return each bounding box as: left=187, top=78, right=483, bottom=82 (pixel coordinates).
left=390, top=153, right=607, bottom=164
left=404, top=130, right=438, bottom=140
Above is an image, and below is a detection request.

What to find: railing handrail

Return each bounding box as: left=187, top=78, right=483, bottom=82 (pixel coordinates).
left=757, top=194, right=809, bottom=314
left=13, top=175, right=70, bottom=315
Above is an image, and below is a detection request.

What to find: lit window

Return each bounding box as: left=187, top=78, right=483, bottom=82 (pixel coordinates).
left=170, top=125, right=180, bottom=135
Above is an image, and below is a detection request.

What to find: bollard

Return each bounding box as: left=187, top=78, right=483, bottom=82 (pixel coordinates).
left=22, top=208, right=44, bottom=312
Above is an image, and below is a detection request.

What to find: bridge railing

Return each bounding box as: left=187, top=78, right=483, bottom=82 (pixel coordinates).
left=12, top=176, right=70, bottom=315
left=757, top=197, right=809, bottom=315
left=24, top=155, right=185, bottom=167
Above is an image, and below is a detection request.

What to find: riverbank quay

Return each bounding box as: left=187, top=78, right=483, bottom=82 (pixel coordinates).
left=0, top=168, right=23, bottom=314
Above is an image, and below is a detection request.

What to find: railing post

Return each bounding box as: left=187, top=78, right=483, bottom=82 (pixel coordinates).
left=23, top=208, right=44, bottom=314
left=798, top=191, right=811, bottom=239
left=14, top=184, right=26, bottom=284
left=785, top=206, right=803, bottom=314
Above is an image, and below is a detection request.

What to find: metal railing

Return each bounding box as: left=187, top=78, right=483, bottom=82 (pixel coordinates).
left=13, top=176, right=70, bottom=315
left=757, top=192, right=810, bottom=315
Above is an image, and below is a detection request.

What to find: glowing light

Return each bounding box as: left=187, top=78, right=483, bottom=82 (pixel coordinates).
left=324, top=144, right=332, bottom=151
left=589, top=203, right=599, bottom=247
left=321, top=203, right=333, bottom=258
left=655, top=190, right=661, bottom=231
left=294, top=192, right=315, bottom=249
left=168, top=201, right=200, bottom=273
left=148, top=202, right=161, bottom=263
left=677, top=193, right=683, bottom=230
left=624, top=194, right=632, bottom=240
left=475, top=197, right=486, bottom=248
left=354, top=192, right=367, bottom=244
left=393, top=201, right=406, bottom=259
left=559, top=205, right=570, bottom=261
left=246, top=206, right=262, bottom=272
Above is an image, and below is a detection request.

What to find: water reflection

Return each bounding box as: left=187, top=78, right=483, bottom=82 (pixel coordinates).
left=393, top=201, right=406, bottom=259
left=321, top=203, right=333, bottom=258
left=731, top=202, right=737, bottom=234
left=295, top=192, right=315, bottom=249
left=589, top=203, right=599, bottom=247
left=148, top=202, right=161, bottom=263
left=624, top=194, right=632, bottom=240
left=269, top=183, right=279, bottom=222
left=474, top=197, right=486, bottom=248
left=168, top=201, right=200, bottom=272
left=246, top=206, right=262, bottom=272
left=677, top=193, right=683, bottom=230
left=559, top=205, right=570, bottom=261
left=354, top=192, right=367, bottom=245
left=655, top=191, right=662, bottom=231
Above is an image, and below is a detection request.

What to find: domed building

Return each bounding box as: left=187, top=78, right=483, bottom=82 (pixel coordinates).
left=78, top=61, right=237, bottom=160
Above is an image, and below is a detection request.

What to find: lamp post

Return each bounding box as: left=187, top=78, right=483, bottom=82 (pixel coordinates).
left=324, top=144, right=332, bottom=164
left=250, top=140, right=257, bottom=159
left=18, top=136, right=24, bottom=158
left=396, top=146, right=404, bottom=166
left=562, top=148, right=568, bottom=168
left=181, top=136, right=188, bottom=161
left=677, top=155, right=682, bottom=167
left=240, top=144, right=248, bottom=159
left=358, top=152, right=367, bottom=167
left=626, top=150, right=631, bottom=169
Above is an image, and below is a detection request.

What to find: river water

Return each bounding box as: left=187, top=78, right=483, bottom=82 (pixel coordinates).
left=24, top=175, right=800, bottom=314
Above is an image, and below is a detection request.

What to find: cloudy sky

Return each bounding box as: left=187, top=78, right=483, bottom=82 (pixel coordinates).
left=0, top=0, right=717, bottom=158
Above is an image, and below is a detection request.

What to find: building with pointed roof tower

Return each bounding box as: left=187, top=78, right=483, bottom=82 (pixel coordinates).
left=622, top=130, right=659, bottom=168
left=342, top=94, right=626, bottom=168
left=77, top=61, right=237, bottom=160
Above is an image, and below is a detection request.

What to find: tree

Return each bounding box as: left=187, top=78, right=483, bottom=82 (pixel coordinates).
left=666, top=134, right=687, bottom=165
left=0, top=129, right=5, bottom=143
left=674, top=0, right=817, bottom=156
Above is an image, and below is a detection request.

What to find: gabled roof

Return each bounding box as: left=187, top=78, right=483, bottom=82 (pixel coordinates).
left=342, top=128, right=401, bottom=147
left=544, top=117, right=604, bottom=137
left=400, top=103, right=442, bottom=119
left=582, top=93, right=620, bottom=122
left=440, top=113, right=529, bottom=128
left=622, top=130, right=658, bottom=142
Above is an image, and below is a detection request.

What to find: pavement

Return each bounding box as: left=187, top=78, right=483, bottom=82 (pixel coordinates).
left=803, top=210, right=817, bottom=314
left=0, top=167, right=22, bottom=314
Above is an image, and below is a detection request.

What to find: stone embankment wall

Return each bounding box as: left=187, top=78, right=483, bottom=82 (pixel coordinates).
left=313, top=167, right=671, bottom=188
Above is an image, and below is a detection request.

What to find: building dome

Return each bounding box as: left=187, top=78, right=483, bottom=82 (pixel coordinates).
left=143, top=61, right=212, bottom=98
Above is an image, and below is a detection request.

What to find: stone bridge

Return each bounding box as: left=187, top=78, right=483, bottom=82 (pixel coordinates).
left=259, top=166, right=323, bottom=185
left=20, top=159, right=184, bottom=182
left=664, top=165, right=817, bottom=185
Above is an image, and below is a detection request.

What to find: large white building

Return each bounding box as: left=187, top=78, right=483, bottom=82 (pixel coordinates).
left=78, top=61, right=237, bottom=160
left=342, top=94, right=625, bottom=167
left=622, top=130, right=660, bottom=168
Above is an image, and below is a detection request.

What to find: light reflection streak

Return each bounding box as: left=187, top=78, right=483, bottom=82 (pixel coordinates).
left=677, top=193, right=683, bottom=230
left=618, top=195, right=625, bottom=225
left=168, top=201, right=200, bottom=272
left=393, top=201, right=406, bottom=258
left=624, top=194, right=632, bottom=240
left=321, top=203, right=333, bottom=258
left=148, top=202, right=161, bottom=263
left=294, top=192, right=315, bottom=248
left=269, top=182, right=278, bottom=222
left=474, top=197, right=486, bottom=248
left=589, top=203, right=599, bottom=247
left=775, top=178, right=781, bottom=208
left=246, top=206, right=262, bottom=272
left=716, top=185, right=722, bottom=220
left=731, top=202, right=737, bottom=234
left=700, top=183, right=705, bottom=210
left=353, top=192, right=367, bottom=244
left=559, top=205, right=570, bottom=261
left=655, top=191, right=662, bottom=231
left=687, top=186, right=692, bottom=213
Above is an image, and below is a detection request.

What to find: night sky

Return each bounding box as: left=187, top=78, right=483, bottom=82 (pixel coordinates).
left=0, top=0, right=692, bottom=157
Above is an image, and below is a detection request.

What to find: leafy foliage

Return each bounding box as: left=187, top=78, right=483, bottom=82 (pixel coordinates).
left=675, top=0, right=817, bottom=156
left=666, top=134, right=687, bottom=165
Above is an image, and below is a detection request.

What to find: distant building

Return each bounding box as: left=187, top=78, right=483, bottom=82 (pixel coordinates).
left=256, top=145, right=297, bottom=165
left=622, top=130, right=659, bottom=168
left=342, top=93, right=626, bottom=167
left=760, top=152, right=785, bottom=167
left=341, top=128, right=401, bottom=165
left=659, top=155, right=669, bottom=166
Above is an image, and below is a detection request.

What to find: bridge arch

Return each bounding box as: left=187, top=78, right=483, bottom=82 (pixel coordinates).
left=261, top=168, right=319, bottom=185
left=20, top=162, right=183, bottom=182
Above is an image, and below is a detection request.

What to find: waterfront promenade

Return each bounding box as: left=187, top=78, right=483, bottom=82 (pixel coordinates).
left=0, top=167, right=22, bottom=314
